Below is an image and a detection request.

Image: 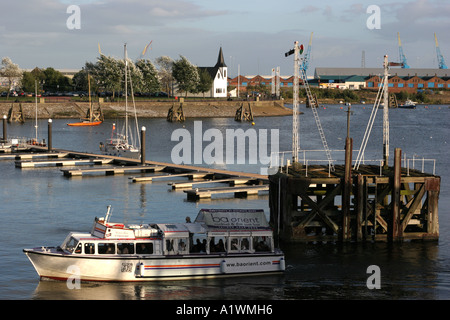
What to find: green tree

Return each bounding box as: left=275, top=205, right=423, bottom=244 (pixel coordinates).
left=196, top=68, right=213, bottom=98
left=135, top=59, right=160, bottom=93
left=172, top=55, right=199, bottom=97
left=42, top=68, right=72, bottom=92
left=21, top=67, right=45, bottom=93
left=72, top=68, right=90, bottom=91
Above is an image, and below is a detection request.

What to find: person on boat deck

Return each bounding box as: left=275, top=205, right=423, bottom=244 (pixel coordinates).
left=178, top=240, right=186, bottom=251
left=138, top=243, right=149, bottom=254
left=201, top=239, right=207, bottom=252
left=241, top=238, right=249, bottom=250
left=185, top=216, right=191, bottom=223
left=216, top=239, right=225, bottom=252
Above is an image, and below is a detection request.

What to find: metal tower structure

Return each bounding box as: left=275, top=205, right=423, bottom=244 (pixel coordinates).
left=284, top=42, right=300, bottom=163
left=354, top=55, right=390, bottom=170
left=397, top=32, right=410, bottom=68
left=434, top=33, right=448, bottom=69
left=382, top=55, right=390, bottom=167
left=301, top=32, right=313, bottom=72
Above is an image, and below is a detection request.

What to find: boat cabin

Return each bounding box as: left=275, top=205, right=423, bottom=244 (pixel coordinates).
left=60, top=209, right=275, bottom=257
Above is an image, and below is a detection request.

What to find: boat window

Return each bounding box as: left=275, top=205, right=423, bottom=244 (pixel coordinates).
left=84, top=243, right=95, bottom=254
left=117, top=243, right=134, bottom=254
left=98, top=243, right=116, bottom=254
left=177, top=239, right=188, bottom=254
left=241, top=237, right=250, bottom=251
left=191, top=235, right=207, bottom=253
left=229, top=237, right=251, bottom=253
left=209, top=237, right=226, bottom=253
left=64, top=237, right=79, bottom=253
left=253, top=236, right=272, bottom=252
left=136, top=242, right=153, bottom=255
left=74, top=243, right=82, bottom=254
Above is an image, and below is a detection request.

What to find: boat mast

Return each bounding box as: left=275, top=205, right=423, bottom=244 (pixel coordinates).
left=124, top=43, right=128, bottom=143
left=88, top=74, right=92, bottom=122
left=382, top=55, right=389, bottom=168
left=34, top=80, right=38, bottom=141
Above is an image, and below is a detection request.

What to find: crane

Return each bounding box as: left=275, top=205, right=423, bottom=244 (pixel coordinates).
left=397, top=32, right=410, bottom=68
left=434, top=33, right=448, bottom=69
left=301, top=32, right=313, bottom=72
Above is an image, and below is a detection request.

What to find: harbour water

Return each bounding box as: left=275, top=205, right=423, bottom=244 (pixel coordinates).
left=0, top=104, right=449, bottom=300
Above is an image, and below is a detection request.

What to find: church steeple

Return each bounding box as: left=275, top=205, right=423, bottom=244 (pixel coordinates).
left=215, top=47, right=227, bottom=68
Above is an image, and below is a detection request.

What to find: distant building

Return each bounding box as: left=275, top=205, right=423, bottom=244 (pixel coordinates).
left=197, top=47, right=228, bottom=98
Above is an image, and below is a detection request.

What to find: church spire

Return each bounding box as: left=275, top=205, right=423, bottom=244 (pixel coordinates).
left=215, top=47, right=227, bottom=68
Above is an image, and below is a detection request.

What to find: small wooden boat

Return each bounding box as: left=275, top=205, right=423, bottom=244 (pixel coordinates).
left=67, top=120, right=102, bottom=126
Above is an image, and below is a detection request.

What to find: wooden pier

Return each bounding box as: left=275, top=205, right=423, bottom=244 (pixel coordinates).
left=184, top=184, right=269, bottom=200
left=269, top=147, right=440, bottom=243
left=6, top=146, right=268, bottom=202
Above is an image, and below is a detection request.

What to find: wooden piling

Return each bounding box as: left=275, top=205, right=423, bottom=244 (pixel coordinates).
left=47, top=119, right=52, bottom=152
left=141, top=126, right=146, bottom=165
left=2, top=115, right=6, bottom=143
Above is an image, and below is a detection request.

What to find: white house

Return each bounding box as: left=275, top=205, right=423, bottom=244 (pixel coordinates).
left=198, top=47, right=228, bottom=98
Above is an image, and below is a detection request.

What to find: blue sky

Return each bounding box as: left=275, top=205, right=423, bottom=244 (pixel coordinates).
left=1, top=0, right=449, bottom=76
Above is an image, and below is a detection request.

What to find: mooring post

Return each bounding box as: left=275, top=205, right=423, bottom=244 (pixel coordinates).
left=389, top=148, right=402, bottom=242
left=356, top=174, right=364, bottom=242
left=141, top=126, right=146, bottom=165
left=340, top=136, right=353, bottom=241
left=47, top=119, right=52, bottom=152
left=2, top=115, right=6, bottom=143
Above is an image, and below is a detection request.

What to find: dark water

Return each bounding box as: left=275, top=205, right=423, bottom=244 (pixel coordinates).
left=1, top=104, right=449, bottom=300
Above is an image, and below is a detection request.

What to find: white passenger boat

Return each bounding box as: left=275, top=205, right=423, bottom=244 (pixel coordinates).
left=23, top=206, right=285, bottom=282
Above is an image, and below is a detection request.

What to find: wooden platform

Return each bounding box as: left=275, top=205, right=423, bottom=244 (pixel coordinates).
left=61, top=165, right=166, bottom=177
left=131, top=172, right=211, bottom=183
left=184, top=184, right=269, bottom=200
left=15, top=158, right=114, bottom=168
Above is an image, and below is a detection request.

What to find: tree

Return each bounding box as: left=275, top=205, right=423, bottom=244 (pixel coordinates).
left=21, top=67, right=45, bottom=93
left=155, top=56, right=174, bottom=96
left=172, top=55, right=199, bottom=97
left=196, top=68, right=213, bottom=98
left=135, top=59, right=160, bottom=94
left=72, top=68, right=90, bottom=91
left=84, top=55, right=122, bottom=97
left=42, top=68, right=72, bottom=92
left=0, top=57, right=22, bottom=99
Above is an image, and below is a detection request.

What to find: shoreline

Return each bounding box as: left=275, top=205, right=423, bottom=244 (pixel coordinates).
left=0, top=100, right=293, bottom=120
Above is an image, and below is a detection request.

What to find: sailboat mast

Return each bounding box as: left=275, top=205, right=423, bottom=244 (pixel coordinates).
left=124, top=43, right=128, bottom=142
left=34, top=80, right=38, bottom=141
left=88, top=74, right=92, bottom=122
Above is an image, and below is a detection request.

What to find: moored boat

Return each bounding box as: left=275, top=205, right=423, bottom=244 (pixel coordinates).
left=23, top=206, right=285, bottom=282
left=399, top=99, right=417, bottom=109
left=99, top=44, right=140, bottom=159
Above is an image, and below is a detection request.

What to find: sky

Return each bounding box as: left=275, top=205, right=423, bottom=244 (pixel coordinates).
left=0, top=0, right=449, bottom=77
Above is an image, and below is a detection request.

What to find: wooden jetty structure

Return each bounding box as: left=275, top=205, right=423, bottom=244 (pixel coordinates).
left=269, top=141, right=440, bottom=243
left=6, top=141, right=269, bottom=201
left=167, top=102, right=185, bottom=122
left=234, top=103, right=254, bottom=122
left=7, top=103, right=25, bottom=123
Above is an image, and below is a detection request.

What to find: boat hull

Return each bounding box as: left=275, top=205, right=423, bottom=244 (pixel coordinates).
left=67, top=121, right=103, bottom=126
left=23, top=248, right=285, bottom=282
